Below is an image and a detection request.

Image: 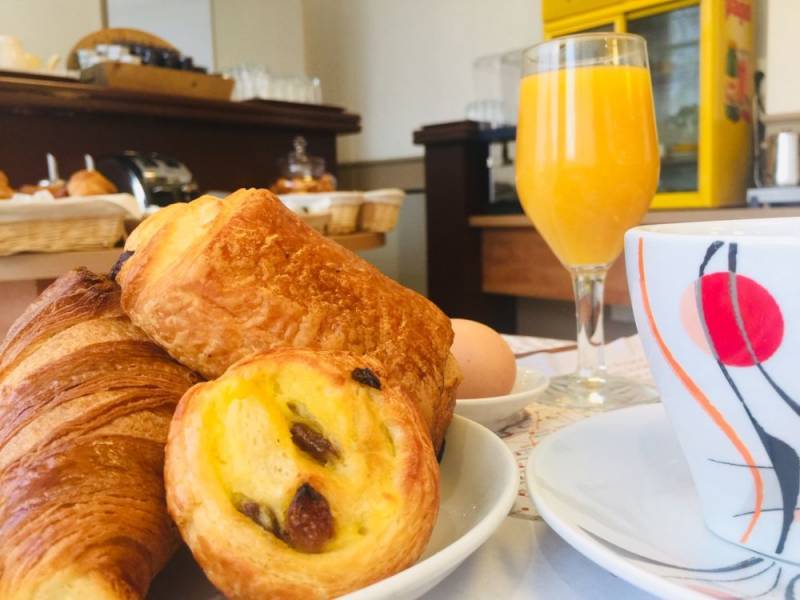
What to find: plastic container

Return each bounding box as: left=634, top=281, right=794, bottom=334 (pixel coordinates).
left=359, top=188, right=405, bottom=233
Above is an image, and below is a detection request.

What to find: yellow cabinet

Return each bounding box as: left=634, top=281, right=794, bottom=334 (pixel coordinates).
left=542, top=0, right=755, bottom=209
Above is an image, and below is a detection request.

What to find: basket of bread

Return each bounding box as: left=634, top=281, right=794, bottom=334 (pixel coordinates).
left=0, top=155, right=140, bottom=256
left=271, top=137, right=405, bottom=235
left=0, top=188, right=468, bottom=598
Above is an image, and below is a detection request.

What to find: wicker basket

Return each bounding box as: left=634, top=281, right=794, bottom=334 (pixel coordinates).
left=359, top=203, right=400, bottom=233
left=0, top=217, right=126, bottom=256
left=328, top=203, right=361, bottom=235
left=299, top=211, right=331, bottom=234
left=359, top=189, right=405, bottom=233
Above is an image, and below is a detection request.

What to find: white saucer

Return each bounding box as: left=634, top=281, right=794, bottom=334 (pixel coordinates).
left=455, top=367, right=549, bottom=430
left=149, top=415, right=518, bottom=599
left=527, top=404, right=800, bottom=600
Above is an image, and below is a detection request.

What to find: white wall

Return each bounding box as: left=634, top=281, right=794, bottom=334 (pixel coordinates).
left=0, top=0, right=102, bottom=67
left=0, top=0, right=306, bottom=77
left=107, top=0, right=215, bottom=70
left=303, top=0, right=543, bottom=163
left=212, top=0, right=305, bottom=74
left=764, top=1, right=799, bottom=116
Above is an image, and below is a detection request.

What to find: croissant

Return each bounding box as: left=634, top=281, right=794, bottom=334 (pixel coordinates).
left=166, top=348, right=439, bottom=599
left=67, top=169, right=118, bottom=197
left=0, top=170, right=12, bottom=199
left=0, top=269, right=198, bottom=599
left=115, top=189, right=460, bottom=451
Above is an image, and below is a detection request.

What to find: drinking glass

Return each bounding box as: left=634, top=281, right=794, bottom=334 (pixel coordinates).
left=515, top=33, right=660, bottom=409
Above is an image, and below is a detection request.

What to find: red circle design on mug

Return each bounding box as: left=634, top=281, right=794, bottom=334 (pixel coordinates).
left=692, top=272, right=784, bottom=367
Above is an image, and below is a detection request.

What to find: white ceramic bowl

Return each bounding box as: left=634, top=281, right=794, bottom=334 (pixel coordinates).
left=625, top=217, right=800, bottom=560
left=454, top=367, right=549, bottom=430
left=148, top=415, right=518, bottom=599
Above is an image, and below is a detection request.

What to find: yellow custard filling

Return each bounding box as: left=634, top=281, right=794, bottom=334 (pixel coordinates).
left=200, top=360, right=400, bottom=552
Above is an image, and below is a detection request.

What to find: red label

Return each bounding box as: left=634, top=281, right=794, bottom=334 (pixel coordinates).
left=726, top=0, right=752, bottom=22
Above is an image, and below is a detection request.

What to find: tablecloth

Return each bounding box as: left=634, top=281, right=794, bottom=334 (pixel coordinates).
left=427, top=335, right=659, bottom=599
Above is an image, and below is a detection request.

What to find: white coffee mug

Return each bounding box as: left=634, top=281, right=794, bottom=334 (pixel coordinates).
left=626, top=218, right=800, bottom=560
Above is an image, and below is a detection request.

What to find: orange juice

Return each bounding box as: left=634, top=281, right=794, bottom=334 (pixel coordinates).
left=516, top=65, right=659, bottom=266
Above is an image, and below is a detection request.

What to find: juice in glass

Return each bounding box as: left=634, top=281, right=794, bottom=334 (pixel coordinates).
left=515, top=64, right=659, bottom=267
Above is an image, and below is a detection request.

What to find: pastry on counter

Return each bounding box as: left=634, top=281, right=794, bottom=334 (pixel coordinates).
left=165, top=349, right=439, bottom=599
left=115, top=188, right=460, bottom=451
left=270, top=173, right=336, bottom=194
left=0, top=269, right=199, bottom=599
left=0, top=171, right=13, bottom=199
left=67, top=169, right=118, bottom=196
left=17, top=181, right=68, bottom=198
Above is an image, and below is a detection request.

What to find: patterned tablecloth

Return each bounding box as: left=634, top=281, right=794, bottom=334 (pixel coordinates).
left=498, top=335, right=656, bottom=520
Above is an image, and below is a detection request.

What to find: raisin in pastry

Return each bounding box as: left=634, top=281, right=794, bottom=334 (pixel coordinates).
left=165, top=348, right=439, bottom=599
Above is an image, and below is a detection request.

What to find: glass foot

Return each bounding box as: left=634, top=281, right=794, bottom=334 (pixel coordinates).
left=538, top=373, right=658, bottom=410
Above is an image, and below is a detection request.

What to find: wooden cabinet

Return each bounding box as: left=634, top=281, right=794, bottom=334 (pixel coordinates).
left=0, top=74, right=359, bottom=193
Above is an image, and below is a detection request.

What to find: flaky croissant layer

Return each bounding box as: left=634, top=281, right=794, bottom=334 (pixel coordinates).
left=0, top=269, right=198, bottom=599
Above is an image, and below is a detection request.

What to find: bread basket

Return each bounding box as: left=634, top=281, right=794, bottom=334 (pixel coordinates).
left=359, top=188, right=405, bottom=233
left=315, top=191, right=363, bottom=234
left=0, top=194, right=139, bottom=256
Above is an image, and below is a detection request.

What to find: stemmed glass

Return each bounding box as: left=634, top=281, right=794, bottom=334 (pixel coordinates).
left=515, top=33, right=660, bottom=409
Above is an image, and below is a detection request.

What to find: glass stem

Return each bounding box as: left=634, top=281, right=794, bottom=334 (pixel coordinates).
left=570, top=265, right=608, bottom=380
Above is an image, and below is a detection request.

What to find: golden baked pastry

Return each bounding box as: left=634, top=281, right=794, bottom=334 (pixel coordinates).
left=0, top=269, right=198, bottom=599
left=18, top=182, right=68, bottom=198
left=67, top=169, right=118, bottom=196
left=0, top=170, right=12, bottom=199
left=165, top=349, right=439, bottom=599
left=116, top=189, right=460, bottom=451
left=270, top=173, right=336, bottom=194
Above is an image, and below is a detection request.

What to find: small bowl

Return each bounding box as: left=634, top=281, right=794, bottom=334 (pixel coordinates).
left=454, top=367, right=549, bottom=431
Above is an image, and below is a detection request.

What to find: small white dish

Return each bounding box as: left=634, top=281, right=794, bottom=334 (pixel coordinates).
left=455, top=367, right=549, bottom=430
left=527, top=404, right=800, bottom=600
left=149, top=415, right=518, bottom=599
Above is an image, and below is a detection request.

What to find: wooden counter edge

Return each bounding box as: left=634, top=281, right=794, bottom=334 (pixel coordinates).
left=0, top=232, right=385, bottom=283
left=469, top=206, right=800, bottom=229
left=473, top=206, right=800, bottom=305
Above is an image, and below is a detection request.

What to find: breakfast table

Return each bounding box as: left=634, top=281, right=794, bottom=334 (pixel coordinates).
left=428, top=334, right=657, bottom=599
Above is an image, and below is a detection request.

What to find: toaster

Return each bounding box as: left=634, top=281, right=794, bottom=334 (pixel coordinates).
left=96, top=151, right=199, bottom=211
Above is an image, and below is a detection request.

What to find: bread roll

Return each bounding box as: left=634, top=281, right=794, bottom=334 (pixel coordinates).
left=166, top=349, right=439, bottom=599
left=0, top=269, right=198, bottom=599
left=116, top=189, right=460, bottom=451
left=0, top=170, right=12, bottom=199
left=67, top=169, right=118, bottom=196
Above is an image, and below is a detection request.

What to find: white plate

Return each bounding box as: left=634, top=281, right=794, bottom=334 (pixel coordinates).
left=455, top=367, right=549, bottom=430
left=149, top=415, right=518, bottom=599
left=527, top=404, right=800, bottom=600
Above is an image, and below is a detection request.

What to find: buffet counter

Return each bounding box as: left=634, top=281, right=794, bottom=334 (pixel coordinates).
left=470, top=206, right=800, bottom=306
left=0, top=232, right=384, bottom=283
left=0, top=231, right=385, bottom=336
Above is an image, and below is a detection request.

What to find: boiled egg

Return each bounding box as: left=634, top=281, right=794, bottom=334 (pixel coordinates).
left=450, top=318, right=517, bottom=399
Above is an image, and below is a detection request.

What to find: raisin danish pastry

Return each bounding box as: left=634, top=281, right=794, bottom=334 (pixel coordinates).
left=165, top=349, right=439, bottom=599
left=115, top=189, right=460, bottom=451
left=0, top=269, right=198, bottom=599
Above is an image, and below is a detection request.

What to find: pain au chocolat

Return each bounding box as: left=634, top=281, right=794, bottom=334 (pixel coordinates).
left=115, top=188, right=460, bottom=451
left=165, top=348, right=439, bottom=599
left=0, top=269, right=198, bottom=599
